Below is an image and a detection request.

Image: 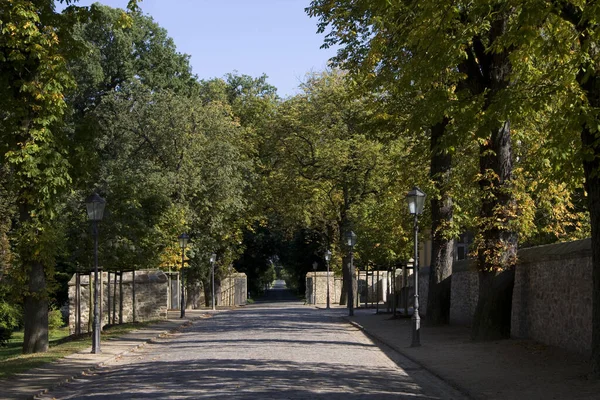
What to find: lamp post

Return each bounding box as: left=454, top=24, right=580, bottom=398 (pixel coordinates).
left=406, top=186, right=426, bottom=347
left=178, top=233, right=189, bottom=318
left=86, top=193, right=106, bottom=354
left=345, top=230, right=357, bottom=316
left=312, top=261, right=318, bottom=305
left=324, top=250, right=332, bottom=309
left=210, top=253, right=217, bottom=311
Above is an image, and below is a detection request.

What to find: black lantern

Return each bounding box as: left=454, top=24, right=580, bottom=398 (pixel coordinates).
left=406, top=186, right=426, bottom=215
left=345, top=230, right=357, bottom=248
left=178, top=233, right=190, bottom=250
left=85, top=192, right=106, bottom=222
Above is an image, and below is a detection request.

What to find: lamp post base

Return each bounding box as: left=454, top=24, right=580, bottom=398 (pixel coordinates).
left=411, top=312, right=421, bottom=347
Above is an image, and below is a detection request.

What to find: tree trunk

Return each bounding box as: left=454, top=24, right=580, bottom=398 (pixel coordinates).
left=339, top=270, right=348, bottom=305
left=467, top=11, right=518, bottom=340
left=554, top=5, right=600, bottom=377
left=426, top=118, right=454, bottom=325
left=22, top=260, right=48, bottom=353
left=580, top=72, right=600, bottom=376
left=471, top=268, right=515, bottom=340
left=584, top=123, right=600, bottom=375
left=472, top=118, right=518, bottom=339
left=203, top=280, right=211, bottom=307
left=338, top=191, right=352, bottom=307
left=20, top=200, right=49, bottom=354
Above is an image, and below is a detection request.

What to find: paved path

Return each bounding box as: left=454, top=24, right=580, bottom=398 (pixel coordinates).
left=0, top=319, right=196, bottom=400
left=349, top=310, right=600, bottom=400
left=39, top=302, right=465, bottom=399
left=9, top=280, right=597, bottom=399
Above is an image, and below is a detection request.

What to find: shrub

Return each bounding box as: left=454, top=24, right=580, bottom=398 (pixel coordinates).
left=0, top=301, right=21, bottom=346
left=48, top=308, right=64, bottom=331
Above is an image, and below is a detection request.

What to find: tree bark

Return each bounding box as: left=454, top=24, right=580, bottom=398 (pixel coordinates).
left=471, top=116, right=518, bottom=339
left=20, top=199, right=49, bottom=354
left=22, top=260, right=48, bottom=353
left=583, top=121, right=600, bottom=375
left=339, top=254, right=348, bottom=305
left=426, top=118, right=454, bottom=325
left=468, top=11, right=518, bottom=340
left=203, top=280, right=211, bottom=307
left=579, top=68, right=600, bottom=376
left=338, top=185, right=352, bottom=307
left=471, top=268, right=515, bottom=340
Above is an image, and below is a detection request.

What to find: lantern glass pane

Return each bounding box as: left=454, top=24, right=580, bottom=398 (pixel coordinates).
left=407, top=197, right=417, bottom=214
left=416, top=194, right=426, bottom=214
left=178, top=233, right=189, bottom=249
left=406, top=186, right=426, bottom=215
left=85, top=193, right=105, bottom=221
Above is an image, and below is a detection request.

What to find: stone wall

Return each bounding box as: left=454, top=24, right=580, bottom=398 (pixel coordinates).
left=68, top=270, right=168, bottom=334
left=218, top=273, right=248, bottom=307
left=303, top=268, right=432, bottom=313
left=444, top=239, right=593, bottom=356
left=305, top=272, right=343, bottom=305
left=186, top=273, right=247, bottom=308
left=357, top=270, right=390, bottom=304
left=70, top=270, right=248, bottom=334
left=449, top=260, right=479, bottom=326
left=305, top=271, right=392, bottom=306
left=511, top=239, right=592, bottom=355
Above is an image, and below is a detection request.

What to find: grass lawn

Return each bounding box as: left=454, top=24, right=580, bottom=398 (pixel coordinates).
left=0, top=321, right=154, bottom=379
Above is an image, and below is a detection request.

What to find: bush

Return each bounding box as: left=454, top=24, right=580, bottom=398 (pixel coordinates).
left=48, top=308, right=64, bottom=331
left=0, top=301, right=21, bottom=346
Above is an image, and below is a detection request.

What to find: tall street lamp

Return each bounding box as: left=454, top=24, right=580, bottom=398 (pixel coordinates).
left=345, top=230, right=357, bottom=316
left=178, top=233, right=190, bottom=318
left=86, top=192, right=105, bottom=354
left=406, top=186, right=426, bottom=347
left=210, top=253, right=217, bottom=311
left=312, top=261, right=318, bottom=305
left=324, top=250, right=332, bottom=309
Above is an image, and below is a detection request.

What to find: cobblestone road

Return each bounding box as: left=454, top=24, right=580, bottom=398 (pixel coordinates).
left=41, top=296, right=466, bottom=399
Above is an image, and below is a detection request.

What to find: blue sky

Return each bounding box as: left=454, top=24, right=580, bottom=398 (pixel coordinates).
left=56, top=0, right=337, bottom=98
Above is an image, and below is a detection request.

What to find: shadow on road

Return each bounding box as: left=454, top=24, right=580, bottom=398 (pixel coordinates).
left=53, top=357, right=427, bottom=399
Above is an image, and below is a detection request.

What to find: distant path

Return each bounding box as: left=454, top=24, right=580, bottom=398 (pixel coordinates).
left=41, top=301, right=464, bottom=398
left=255, top=279, right=301, bottom=303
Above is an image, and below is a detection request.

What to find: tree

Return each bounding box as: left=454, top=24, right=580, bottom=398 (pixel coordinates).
left=199, top=72, right=283, bottom=296
left=306, top=0, right=590, bottom=337
left=540, top=0, right=600, bottom=376
left=306, top=0, right=467, bottom=325
left=263, top=70, right=415, bottom=306
left=0, top=0, right=75, bottom=353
